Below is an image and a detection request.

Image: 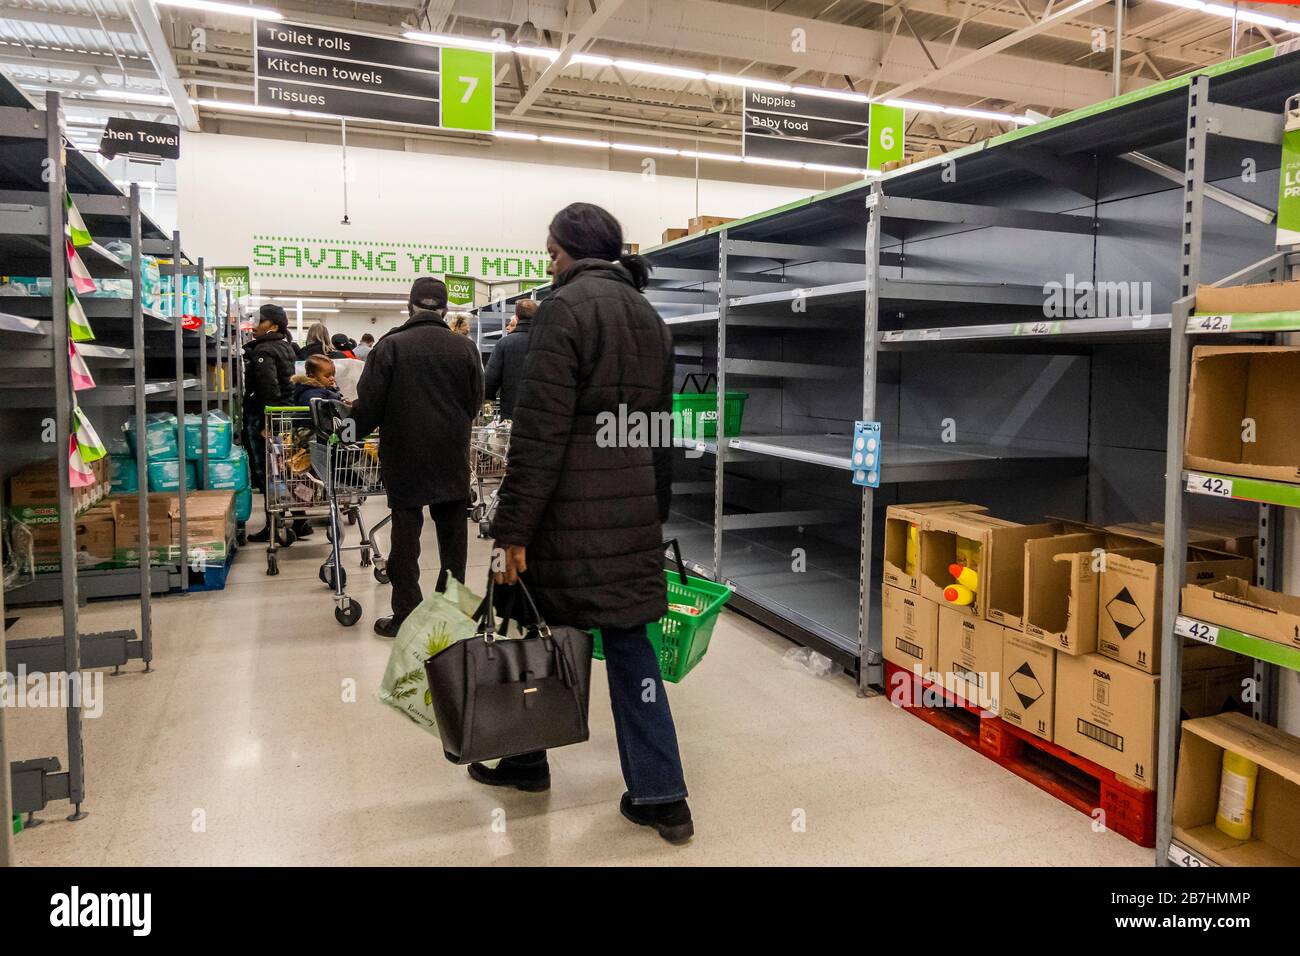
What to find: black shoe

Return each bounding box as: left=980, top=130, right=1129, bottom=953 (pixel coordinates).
left=247, top=526, right=271, bottom=543
left=373, top=615, right=404, bottom=638
left=467, top=756, right=551, bottom=793
left=620, top=794, right=694, bottom=844
left=292, top=520, right=314, bottom=537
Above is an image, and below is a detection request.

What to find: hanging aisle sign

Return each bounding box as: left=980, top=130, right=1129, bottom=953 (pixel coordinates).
left=867, top=103, right=905, bottom=170
left=743, top=88, right=870, bottom=168
left=445, top=274, right=475, bottom=307
left=1279, top=94, right=1300, bottom=248
left=99, top=117, right=181, bottom=162
left=213, top=267, right=251, bottom=298
left=254, top=22, right=495, bottom=131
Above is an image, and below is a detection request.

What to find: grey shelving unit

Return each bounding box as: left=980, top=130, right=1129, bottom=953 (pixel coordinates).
left=0, top=78, right=227, bottom=825
left=637, top=47, right=1298, bottom=697
left=1156, top=78, right=1298, bottom=866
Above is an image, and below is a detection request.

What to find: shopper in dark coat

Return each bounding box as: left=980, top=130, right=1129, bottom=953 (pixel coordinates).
left=482, top=203, right=691, bottom=844
left=349, top=277, right=483, bottom=637
left=242, top=303, right=298, bottom=542
left=483, top=298, right=536, bottom=419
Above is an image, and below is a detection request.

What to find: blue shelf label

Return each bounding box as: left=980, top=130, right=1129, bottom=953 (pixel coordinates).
left=851, top=421, right=882, bottom=488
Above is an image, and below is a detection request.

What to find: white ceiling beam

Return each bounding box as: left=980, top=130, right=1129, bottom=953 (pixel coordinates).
left=511, top=0, right=625, bottom=116
left=0, top=4, right=136, bottom=36
left=125, top=0, right=200, bottom=130
left=881, top=0, right=1113, bottom=101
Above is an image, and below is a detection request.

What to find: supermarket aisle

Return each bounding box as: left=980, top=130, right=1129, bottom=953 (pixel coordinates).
left=7, top=508, right=1150, bottom=866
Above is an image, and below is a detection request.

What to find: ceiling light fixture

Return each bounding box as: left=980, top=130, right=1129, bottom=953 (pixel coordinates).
left=1150, top=0, right=1300, bottom=32
left=882, top=97, right=1035, bottom=125
left=154, top=0, right=284, bottom=19
left=94, top=89, right=173, bottom=105
left=403, top=31, right=514, bottom=52
left=491, top=129, right=541, bottom=140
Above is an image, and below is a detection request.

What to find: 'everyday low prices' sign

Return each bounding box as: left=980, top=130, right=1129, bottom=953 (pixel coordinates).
left=1279, top=94, right=1300, bottom=248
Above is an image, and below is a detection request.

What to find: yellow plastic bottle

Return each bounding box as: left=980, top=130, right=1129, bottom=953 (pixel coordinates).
left=904, top=523, right=919, bottom=577
left=954, top=536, right=980, bottom=574
left=943, top=583, right=975, bottom=606
left=1215, top=750, right=1259, bottom=840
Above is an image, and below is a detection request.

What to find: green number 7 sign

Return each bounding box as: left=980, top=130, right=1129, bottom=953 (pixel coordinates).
left=440, top=47, right=495, bottom=132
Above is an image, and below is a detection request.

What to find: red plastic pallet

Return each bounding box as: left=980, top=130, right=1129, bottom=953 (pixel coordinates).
left=884, top=662, right=1156, bottom=848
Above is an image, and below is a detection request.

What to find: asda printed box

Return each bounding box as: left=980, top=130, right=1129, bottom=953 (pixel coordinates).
left=881, top=585, right=938, bottom=676
left=1054, top=652, right=1159, bottom=789
left=918, top=510, right=1021, bottom=620
left=881, top=501, right=986, bottom=593
left=936, top=606, right=1003, bottom=714
left=1001, top=632, right=1056, bottom=741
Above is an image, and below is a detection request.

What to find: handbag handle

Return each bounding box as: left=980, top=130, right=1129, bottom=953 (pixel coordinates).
left=473, top=571, right=545, bottom=641
left=666, top=538, right=689, bottom=586
left=680, top=372, right=716, bottom=394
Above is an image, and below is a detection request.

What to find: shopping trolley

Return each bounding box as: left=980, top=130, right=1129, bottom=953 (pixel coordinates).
left=308, top=399, right=388, bottom=626
left=469, top=418, right=510, bottom=539
left=263, top=406, right=330, bottom=576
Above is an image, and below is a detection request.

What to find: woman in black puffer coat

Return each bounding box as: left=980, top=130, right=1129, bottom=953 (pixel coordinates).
left=484, top=203, right=692, bottom=845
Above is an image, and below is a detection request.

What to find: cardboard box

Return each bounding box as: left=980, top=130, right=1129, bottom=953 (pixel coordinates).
left=661, top=227, right=688, bottom=244
left=1022, top=530, right=1147, bottom=655
left=110, top=493, right=174, bottom=565
left=881, top=501, right=987, bottom=593
left=1194, top=278, right=1300, bottom=315
left=173, top=490, right=235, bottom=564
left=1054, top=652, right=1159, bottom=789
left=1185, top=345, right=1300, bottom=484
left=27, top=505, right=116, bottom=571
left=918, top=509, right=1021, bottom=619
left=881, top=585, right=939, bottom=676
left=936, top=606, right=1003, bottom=714
left=1002, top=632, right=1056, bottom=741
left=1181, top=577, right=1300, bottom=653
left=1172, top=711, right=1300, bottom=866
left=1098, top=546, right=1251, bottom=674
left=1104, top=521, right=1234, bottom=551
left=1181, top=661, right=1253, bottom=720
left=982, top=521, right=1064, bottom=631
left=687, top=215, right=736, bottom=235
left=9, top=459, right=61, bottom=506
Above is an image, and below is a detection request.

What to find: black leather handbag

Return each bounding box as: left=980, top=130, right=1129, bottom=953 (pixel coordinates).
left=425, top=574, right=594, bottom=765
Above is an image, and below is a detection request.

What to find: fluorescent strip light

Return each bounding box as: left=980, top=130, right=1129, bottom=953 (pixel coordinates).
left=192, top=98, right=293, bottom=116
left=95, top=89, right=173, bottom=105
left=803, top=162, right=870, bottom=175
left=612, top=59, right=706, bottom=80
left=1149, top=0, right=1300, bottom=32
left=611, top=142, right=679, bottom=155
left=155, top=0, right=283, bottom=19
left=340, top=299, right=408, bottom=306
left=298, top=307, right=340, bottom=314
left=706, top=73, right=791, bottom=92
left=794, top=86, right=869, bottom=103
left=539, top=134, right=609, bottom=149
left=403, top=31, right=513, bottom=52
left=743, top=155, right=805, bottom=169
left=571, top=53, right=614, bottom=67
left=251, top=297, right=339, bottom=305
left=678, top=150, right=743, bottom=163
left=113, top=180, right=160, bottom=190
left=492, top=129, right=540, bottom=140
left=882, top=97, right=1035, bottom=125
left=513, top=46, right=560, bottom=60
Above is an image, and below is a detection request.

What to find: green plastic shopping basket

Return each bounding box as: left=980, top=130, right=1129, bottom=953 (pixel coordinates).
left=592, top=540, right=732, bottom=683
left=672, top=372, right=748, bottom=439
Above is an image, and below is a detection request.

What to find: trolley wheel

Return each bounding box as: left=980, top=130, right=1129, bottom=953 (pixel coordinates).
left=277, top=527, right=297, bottom=548
left=267, top=556, right=279, bottom=576
left=373, top=566, right=390, bottom=585
left=236, top=527, right=248, bottom=547
left=478, top=519, right=492, bottom=540
left=360, top=549, right=372, bottom=568
left=335, top=601, right=362, bottom=627
left=347, top=510, right=357, bottom=526
left=319, top=562, right=347, bottom=589
left=470, top=502, right=488, bottom=523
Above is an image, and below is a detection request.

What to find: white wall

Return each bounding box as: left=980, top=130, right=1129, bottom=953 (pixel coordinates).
left=176, top=131, right=814, bottom=295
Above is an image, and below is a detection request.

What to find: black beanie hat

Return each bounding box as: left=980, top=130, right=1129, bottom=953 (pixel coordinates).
left=258, top=303, right=288, bottom=329
left=408, top=277, right=448, bottom=314
left=547, top=202, right=623, bottom=262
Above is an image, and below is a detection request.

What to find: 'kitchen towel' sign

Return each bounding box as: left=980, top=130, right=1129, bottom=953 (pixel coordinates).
left=98, top=118, right=181, bottom=161
left=254, top=21, right=493, bottom=131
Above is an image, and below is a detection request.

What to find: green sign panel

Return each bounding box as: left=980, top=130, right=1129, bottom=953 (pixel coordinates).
left=519, top=280, right=548, bottom=292
left=867, top=103, right=904, bottom=170
left=213, top=266, right=251, bottom=297
left=1279, top=105, right=1300, bottom=248
left=440, top=47, right=495, bottom=132
left=445, top=274, right=475, bottom=306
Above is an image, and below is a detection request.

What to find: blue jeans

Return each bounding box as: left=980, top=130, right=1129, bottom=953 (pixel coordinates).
left=509, top=622, right=688, bottom=805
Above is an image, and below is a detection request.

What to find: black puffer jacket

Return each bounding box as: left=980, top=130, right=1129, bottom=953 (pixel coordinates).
left=483, top=314, right=532, bottom=419
left=491, top=260, right=674, bottom=630
left=348, top=312, right=483, bottom=509
left=242, top=332, right=297, bottom=414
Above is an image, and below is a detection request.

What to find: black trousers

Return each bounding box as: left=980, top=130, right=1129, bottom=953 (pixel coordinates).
left=389, top=500, right=468, bottom=621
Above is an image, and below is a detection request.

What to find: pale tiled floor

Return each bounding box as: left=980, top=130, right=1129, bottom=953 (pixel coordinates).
left=6, top=504, right=1152, bottom=866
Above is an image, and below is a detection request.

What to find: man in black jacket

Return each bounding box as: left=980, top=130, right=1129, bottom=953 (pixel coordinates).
left=242, top=303, right=298, bottom=543
left=482, top=298, right=536, bottom=419
left=349, top=278, right=483, bottom=637
left=485, top=203, right=692, bottom=844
